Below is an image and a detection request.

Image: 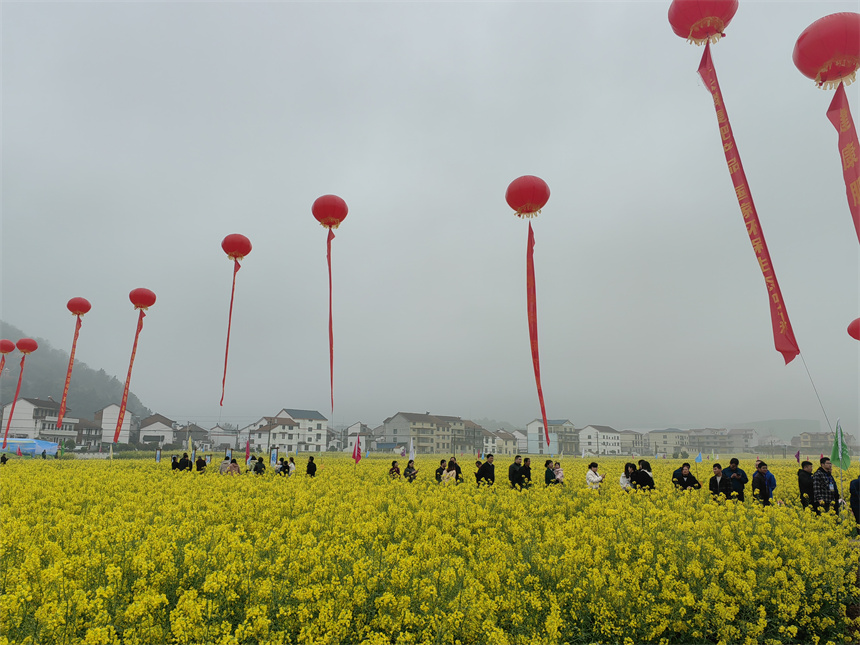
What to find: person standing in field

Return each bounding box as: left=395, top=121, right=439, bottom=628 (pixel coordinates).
left=195, top=454, right=207, bottom=472
left=620, top=463, right=637, bottom=491
left=709, top=463, right=733, bottom=499
left=553, top=461, right=565, bottom=485
left=306, top=455, right=317, bottom=477
left=508, top=455, right=523, bottom=489
left=476, top=455, right=495, bottom=485
left=442, top=461, right=458, bottom=484
left=404, top=460, right=418, bottom=483
left=520, top=458, right=532, bottom=489
left=725, top=458, right=749, bottom=501
left=389, top=461, right=401, bottom=479
left=288, top=457, right=296, bottom=476
left=178, top=453, right=192, bottom=471
left=219, top=456, right=230, bottom=475
left=671, top=463, right=690, bottom=487
left=544, top=459, right=558, bottom=486
left=674, top=464, right=701, bottom=491
left=171, top=456, right=179, bottom=470
left=632, top=461, right=655, bottom=490
left=797, top=460, right=814, bottom=508
left=227, top=458, right=241, bottom=476
left=435, top=459, right=447, bottom=483
left=850, top=472, right=860, bottom=528
left=586, top=462, right=604, bottom=490
left=812, top=457, right=840, bottom=515
left=252, top=456, right=266, bottom=475
left=447, top=457, right=462, bottom=483
left=752, top=461, right=772, bottom=506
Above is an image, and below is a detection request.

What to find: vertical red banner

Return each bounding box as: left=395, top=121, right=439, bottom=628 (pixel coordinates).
left=327, top=228, right=335, bottom=414
left=698, top=43, right=800, bottom=364
left=827, top=82, right=860, bottom=245
left=2, top=356, right=27, bottom=449
left=526, top=223, right=550, bottom=445
left=56, top=315, right=82, bottom=429
left=221, top=259, right=241, bottom=406
left=115, top=310, right=145, bottom=443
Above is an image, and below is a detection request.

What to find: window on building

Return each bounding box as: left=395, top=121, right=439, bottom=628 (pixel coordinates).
left=316, top=423, right=321, bottom=430
left=258, top=433, right=262, bottom=439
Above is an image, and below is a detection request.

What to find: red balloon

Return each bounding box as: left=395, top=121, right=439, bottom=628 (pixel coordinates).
left=506, top=176, right=550, bottom=218
left=793, top=13, right=860, bottom=89
left=129, top=288, right=156, bottom=310
left=312, top=195, right=348, bottom=229
left=222, top=234, right=252, bottom=261
left=16, top=338, right=38, bottom=354
left=67, top=297, right=92, bottom=316
left=849, top=318, right=860, bottom=341
left=668, top=0, right=738, bottom=44
left=0, top=339, right=14, bottom=354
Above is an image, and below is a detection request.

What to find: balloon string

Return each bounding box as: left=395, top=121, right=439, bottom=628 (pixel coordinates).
left=799, top=352, right=834, bottom=433
left=221, top=259, right=241, bottom=406
left=2, top=356, right=27, bottom=449
left=56, top=315, right=82, bottom=429
left=327, top=228, right=335, bottom=414
left=115, top=310, right=145, bottom=443
left=526, top=223, right=550, bottom=446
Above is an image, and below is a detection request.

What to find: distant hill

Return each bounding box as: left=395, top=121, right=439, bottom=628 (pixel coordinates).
left=0, top=321, right=151, bottom=421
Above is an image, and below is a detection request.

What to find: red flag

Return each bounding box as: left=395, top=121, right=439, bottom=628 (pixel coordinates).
left=795, top=450, right=801, bottom=463
left=352, top=433, right=362, bottom=465
left=698, top=43, right=800, bottom=364
left=826, top=82, right=860, bottom=245
left=56, top=315, right=83, bottom=430
left=115, top=310, right=146, bottom=443
left=16, top=446, right=22, bottom=457
left=2, top=355, right=28, bottom=449
left=245, top=438, right=251, bottom=464
left=527, top=222, right=550, bottom=445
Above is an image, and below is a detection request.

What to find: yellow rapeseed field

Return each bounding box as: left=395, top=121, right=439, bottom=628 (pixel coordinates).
left=1, top=456, right=857, bottom=644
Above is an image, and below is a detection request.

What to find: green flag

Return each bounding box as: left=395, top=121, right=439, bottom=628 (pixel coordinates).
left=831, top=419, right=851, bottom=470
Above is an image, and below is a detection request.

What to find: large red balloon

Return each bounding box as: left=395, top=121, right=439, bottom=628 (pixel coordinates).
left=0, top=340, right=14, bottom=354
left=222, top=234, right=252, bottom=260
left=16, top=338, right=38, bottom=354
left=67, top=297, right=92, bottom=316
left=129, top=288, right=156, bottom=310
left=506, top=176, right=551, bottom=218
left=668, top=0, right=738, bottom=44
left=793, top=13, right=860, bottom=88
left=312, top=195, right=348, bottom=229
left=849, top=318, right=860, bottom=341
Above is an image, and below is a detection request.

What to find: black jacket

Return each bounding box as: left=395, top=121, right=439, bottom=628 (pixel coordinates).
left=520, top=465, right=532, bottom=486
left=508, top=463, right=522, bottom=488
left=752, top=471, right=770, bottom=505
left=709, top=475, right=733, bottom=498
left=307, top=461, right=317, bottom=477
left=631, top=469, right=655, bottom=490
left=797, top=469, right=814, bottom=507
left=675, top=473, right=701, bottom=490
left=477, top=462, right=495, bottom=485
left=178, top=457, right=192, bottom=471
left=435, top=466, right=446, bottom=482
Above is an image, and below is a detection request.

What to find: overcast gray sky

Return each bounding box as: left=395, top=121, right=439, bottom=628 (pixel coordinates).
left=2, top=1, right=858, bottom=435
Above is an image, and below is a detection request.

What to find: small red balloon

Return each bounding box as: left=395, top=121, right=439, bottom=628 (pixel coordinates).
left=0, top=339, right=14, bottom=354
left=506, top=176, right=551, bottom=218
left=668, top=0, right=738, bottom=45
left=849, top=318, right=860, bottom=341
left=16, top=338, right=38, bottom=354
left=312, top=195, right=349, bottom=229
left=222, top=234, right=252, bottom=261
left=67, top=297, right=92, bottom=316
left=129, top=288, right=156, bottom=310
left=793, top=13, right=860, bottom=89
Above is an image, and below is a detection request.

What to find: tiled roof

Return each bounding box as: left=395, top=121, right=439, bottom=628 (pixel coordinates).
left=281, top=409, right=327, bottom=421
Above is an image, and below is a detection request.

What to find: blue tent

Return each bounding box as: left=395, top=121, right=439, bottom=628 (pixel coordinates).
left=1, top=439, right=59, bottom=456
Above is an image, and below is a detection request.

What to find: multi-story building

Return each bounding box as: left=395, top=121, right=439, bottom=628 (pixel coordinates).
left=139, top=414, right=176, bottom=447
left=526, top=419, right=576, bottom=455
left=648, top=429, right=690, bottom=456
left=95, top=404, right=133, bottom=445
left=238, top=409, right=328, bottom=454
left=75, top=418, right=103, bottom=449
left=578, top=425, right=621, bottom=455
left=0, top=398, right=78, bottom=443
left=617, top=430, right=648, bottom=455
left=344, top=422, right=375, bottom=453
left=494, top=431, right=519, bottom=456
left=792, top=431, right=856, bottom=454
left=209, top=425, right=238, bottom=450
left=380, top=413, right=452, bottom=455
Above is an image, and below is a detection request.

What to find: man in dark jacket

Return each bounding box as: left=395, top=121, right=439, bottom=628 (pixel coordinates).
left=709, top=463, right=734, bottom=499
left=751, top=461, right=772, bottom=506
left=178, top=453, right=192, bottom=471
left=520, top=458, right=532, bottom=488
left=671, top=463, right=690, bottom=487
left=435, top=459, right=447, bottom=483
left=674, top=464, right=701, bottom=490
left=306, top=455, right=317, bottom=477
left=476, top=454, right=495, bottom=485
left=797, top=460, right=814, bottom=508
left=725, top=458, right=748, bottom=502
left=508, top=455, right=523, bottom=489
left=812, top=457, right=839, bottom=514
left=850, top=474, right=860, bottom=528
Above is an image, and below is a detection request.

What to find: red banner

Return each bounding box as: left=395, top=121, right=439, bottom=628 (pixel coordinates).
left=0, top=356, right=6, bottom=379
left=2, top=356, right=27, bottom=449
left=327, top=228, right=335, bottom=414
left=827, top=82, right=860, bottom=245
left=115, top=310, right=145, bottom=443
left=698, top=43, right=800, bottom=364
left=527, top=222, right=550, bottom=445
left=56, top=315, right=82, bottom=430
left=220, top=258, right=241, bottom=406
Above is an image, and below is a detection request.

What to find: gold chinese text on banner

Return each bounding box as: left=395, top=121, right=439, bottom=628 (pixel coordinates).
left=698, top=42, right=800, bottom=364
left=827, top=82, right=860, bottom=245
